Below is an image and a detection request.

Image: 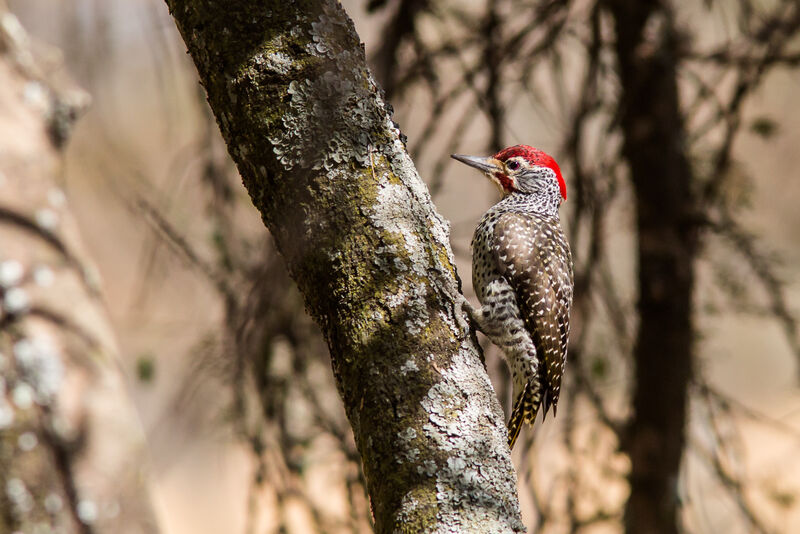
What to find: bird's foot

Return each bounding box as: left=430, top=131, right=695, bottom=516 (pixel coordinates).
left=454, top=294, right=483, bottom=335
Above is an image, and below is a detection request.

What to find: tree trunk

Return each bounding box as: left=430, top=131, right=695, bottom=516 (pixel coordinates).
left=0, top=10, right=159, bottom=534
left=163, top=1, right=525, bottom=532
left=608, top=2, right=697, bottom=533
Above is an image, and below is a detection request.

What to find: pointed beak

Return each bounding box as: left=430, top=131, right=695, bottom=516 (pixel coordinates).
left=450, top=154, right=502, bottom=174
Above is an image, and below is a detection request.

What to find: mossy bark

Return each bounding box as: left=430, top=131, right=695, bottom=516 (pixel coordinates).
left=164, top=1, right=525, bottom=532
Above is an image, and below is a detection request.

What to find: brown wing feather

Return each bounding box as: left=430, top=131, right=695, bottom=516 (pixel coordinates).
left=493, top=212, right=572, bottom=418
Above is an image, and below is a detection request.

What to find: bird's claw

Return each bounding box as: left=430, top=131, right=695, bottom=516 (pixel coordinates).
left=454, top=295, right=482, bottom=335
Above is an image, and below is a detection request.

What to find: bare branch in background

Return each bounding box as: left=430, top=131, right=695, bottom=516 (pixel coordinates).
left=368, top=0, right=430, bottom=98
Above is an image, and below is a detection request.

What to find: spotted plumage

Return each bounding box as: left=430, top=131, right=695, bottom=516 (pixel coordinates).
left=452, top=145, right=573, bottom=449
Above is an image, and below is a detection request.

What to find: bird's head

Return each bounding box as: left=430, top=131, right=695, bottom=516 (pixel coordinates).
left=451, top=145, right=566, bottom=203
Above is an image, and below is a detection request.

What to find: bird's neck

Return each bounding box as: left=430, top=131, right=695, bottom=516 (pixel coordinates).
left=498, top=190, right=561, bottom=218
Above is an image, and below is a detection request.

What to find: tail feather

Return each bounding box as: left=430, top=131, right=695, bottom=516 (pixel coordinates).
left=507, top=381, right=542, bottom=450
left=507, top=389, right=527, bottom=450
left=541, top=389, right=557, bottom=420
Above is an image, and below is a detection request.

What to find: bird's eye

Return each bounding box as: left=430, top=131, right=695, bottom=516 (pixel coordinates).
left=506, top=160, right=520, bottom=171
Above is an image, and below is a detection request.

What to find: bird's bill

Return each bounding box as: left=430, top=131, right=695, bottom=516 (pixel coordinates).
left=450, top=154, right=502, bottom=174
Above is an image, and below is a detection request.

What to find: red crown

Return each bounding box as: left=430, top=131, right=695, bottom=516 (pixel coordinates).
left=494, top=145, right=566, bottom=201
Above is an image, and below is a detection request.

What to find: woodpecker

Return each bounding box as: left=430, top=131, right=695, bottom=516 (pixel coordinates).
left=452, top=145, right=573, bottom=449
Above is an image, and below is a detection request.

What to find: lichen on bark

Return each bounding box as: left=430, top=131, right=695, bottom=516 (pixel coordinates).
left=165, top=0, right=525, bottom=531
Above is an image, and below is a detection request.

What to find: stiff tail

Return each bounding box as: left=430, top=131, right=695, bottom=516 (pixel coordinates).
left=507, top=381, right=542, bottom=450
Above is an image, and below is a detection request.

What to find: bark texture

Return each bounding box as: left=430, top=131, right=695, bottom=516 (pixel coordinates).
left=608, top=2, right=697, bottom=533
left=164, top=1, right=525, bottom=532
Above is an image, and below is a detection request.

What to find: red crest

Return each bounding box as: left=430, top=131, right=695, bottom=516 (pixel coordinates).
left=494, top=145, right=566, bottom=201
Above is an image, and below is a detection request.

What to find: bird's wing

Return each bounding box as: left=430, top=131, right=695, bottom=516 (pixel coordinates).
left=492, top=212, right=572, bottom=417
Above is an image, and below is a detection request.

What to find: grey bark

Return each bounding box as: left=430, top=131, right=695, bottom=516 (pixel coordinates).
left=163, top=1, right=525, bottom=532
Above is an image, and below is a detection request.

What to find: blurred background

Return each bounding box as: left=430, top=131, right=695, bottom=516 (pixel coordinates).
left=2, top=0, right=799, bottom=533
